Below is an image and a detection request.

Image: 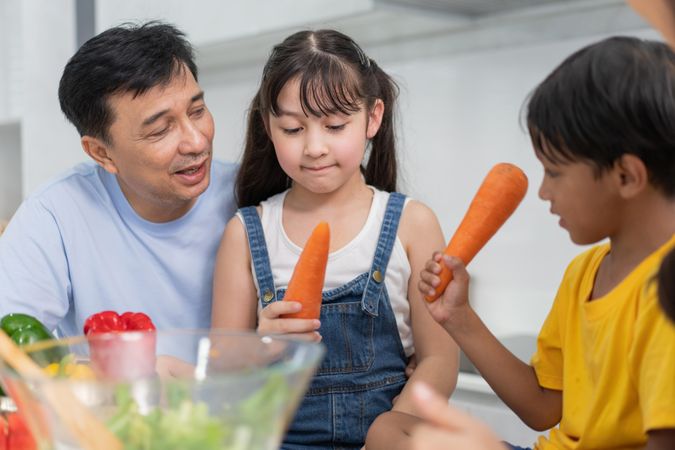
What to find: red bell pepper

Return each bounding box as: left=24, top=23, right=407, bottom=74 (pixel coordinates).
left=83, top=311, right=155, bottom=335
left=6, top=412, right=36, bottom=450
left=83, top=311, right=157, bottom=381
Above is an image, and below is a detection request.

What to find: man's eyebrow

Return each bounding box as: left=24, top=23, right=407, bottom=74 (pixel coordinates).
left=141, top=92, right=206, bottom=127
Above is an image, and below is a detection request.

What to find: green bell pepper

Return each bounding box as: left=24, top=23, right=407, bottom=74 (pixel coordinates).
left=0, top=313, right=65, bottom=370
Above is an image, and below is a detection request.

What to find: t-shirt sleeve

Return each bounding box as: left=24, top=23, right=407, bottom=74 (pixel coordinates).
left=531, top=264, right=575, bottom=391
left=631, top=282, right=675, bottom=432
left=0, top=198, right=71, bottom=331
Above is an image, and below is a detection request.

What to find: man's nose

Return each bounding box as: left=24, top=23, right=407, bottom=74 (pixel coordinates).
left=178, top=119, right=210, bottom=154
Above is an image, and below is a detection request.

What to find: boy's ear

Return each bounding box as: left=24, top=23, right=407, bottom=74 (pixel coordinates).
left=81, top=136, right=118, bottom=174
left=614, top=154, right=648, bottom=198
left=366, top=99, right=385, bottom=139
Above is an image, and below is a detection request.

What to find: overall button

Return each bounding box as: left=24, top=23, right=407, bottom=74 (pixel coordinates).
left=372, top=270, right=383, bottom=283
left=262, top=291, right=274, bottom=303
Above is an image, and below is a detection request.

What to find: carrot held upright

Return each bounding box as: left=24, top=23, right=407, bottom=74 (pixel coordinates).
left=426, top=162, right=528, bottom=302
left=281, top=221, right=331, bottom=320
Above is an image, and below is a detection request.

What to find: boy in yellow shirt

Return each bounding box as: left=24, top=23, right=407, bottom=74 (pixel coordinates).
left=419, top=36, right=675, bottom=450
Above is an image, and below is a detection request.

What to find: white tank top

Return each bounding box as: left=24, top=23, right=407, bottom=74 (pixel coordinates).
left=239, top=187, right=414, bottom=356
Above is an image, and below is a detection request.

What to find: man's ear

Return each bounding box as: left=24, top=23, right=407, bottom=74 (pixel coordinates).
left=366, top=99, right=384, bottom=140
left=614, top=153, right=648, bottom=199
left=81, top=136, right=118, bottom=174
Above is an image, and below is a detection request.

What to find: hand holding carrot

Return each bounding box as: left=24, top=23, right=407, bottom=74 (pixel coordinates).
left=418, top=254, right=472, bottom=329
left=425, top=163, right=528, bottom=302
left=257, top=300, right=322, bottom=342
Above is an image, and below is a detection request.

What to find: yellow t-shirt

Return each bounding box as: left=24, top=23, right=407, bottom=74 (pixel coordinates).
left=531, top=234, right=675, bottom=450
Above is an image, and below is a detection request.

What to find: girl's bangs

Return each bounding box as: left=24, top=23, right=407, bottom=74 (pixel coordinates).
left=297, top=60, right=364, bottom=117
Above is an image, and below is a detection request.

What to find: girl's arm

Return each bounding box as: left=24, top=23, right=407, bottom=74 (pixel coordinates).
left=420, top=255, right=562, bottom=430
left=366, top=201, right=460, bottom=450
left=212, top=216, right=259, bottom=330
left=211, top=215, right=322, bottom=340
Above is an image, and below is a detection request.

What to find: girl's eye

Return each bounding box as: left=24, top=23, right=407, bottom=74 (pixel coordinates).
left=282, top=127, right=302, bottom=135
left=327, top=124, right=346, bottom=131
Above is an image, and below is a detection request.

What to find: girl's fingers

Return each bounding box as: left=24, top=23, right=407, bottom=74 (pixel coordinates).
left=258, top=317, right=320, bottom=334
left=260, top=300, right=301, bottom=318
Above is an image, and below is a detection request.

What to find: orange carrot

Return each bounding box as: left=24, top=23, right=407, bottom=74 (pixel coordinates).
left=281, top=221, right=330, bottom=319
left=426, top=163, right=528, bottom=302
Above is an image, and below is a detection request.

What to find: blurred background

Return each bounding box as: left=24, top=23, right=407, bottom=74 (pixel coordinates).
left=0, top=0, right=661, bottom=444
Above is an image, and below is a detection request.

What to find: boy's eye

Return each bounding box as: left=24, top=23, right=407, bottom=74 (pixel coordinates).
left=327, top=124, right=346, bottom=131
left=545, top=169, right=560, bottom=178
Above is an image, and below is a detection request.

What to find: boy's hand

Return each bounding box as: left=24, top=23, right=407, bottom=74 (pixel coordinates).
left=257, top=301, right=322, bottom=342
left=418, top=253, right=472, bottom=329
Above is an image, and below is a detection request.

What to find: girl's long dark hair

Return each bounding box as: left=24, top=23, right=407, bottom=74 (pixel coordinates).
left=236, top=29, right=399, bottom=207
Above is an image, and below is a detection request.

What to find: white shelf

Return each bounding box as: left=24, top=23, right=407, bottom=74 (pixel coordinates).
left=196, top=0, right=647, bottom=72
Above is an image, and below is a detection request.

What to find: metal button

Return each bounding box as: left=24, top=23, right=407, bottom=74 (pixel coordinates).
left=262, top=291, right=274, bottom=303
left=372, top=270, right=383, bottom=283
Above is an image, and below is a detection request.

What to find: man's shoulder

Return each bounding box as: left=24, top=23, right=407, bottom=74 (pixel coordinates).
left=28, top=161, right=103, bottom=201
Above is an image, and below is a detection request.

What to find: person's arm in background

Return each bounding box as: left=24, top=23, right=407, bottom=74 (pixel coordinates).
left=410, top=382, right=508, bottom=450
left=419, top=255, right=562, bottom=430
left=0, top=198, right=70, bottom=331
left=365, top=201, right=460, bottom=449
left=627, top=0, right=675, bottom=48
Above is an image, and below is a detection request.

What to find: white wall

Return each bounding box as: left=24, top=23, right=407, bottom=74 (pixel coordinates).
left=0, top=123, right=21, bottom=221
left=18, top=0, right=82, bottom=196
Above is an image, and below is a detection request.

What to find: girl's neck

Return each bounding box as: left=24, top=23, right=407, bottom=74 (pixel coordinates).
left=285, top=176, right=371, bottom=215
left=282, top=176, right=374, bottom=251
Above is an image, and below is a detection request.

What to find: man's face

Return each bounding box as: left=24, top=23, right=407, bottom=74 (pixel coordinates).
left=101, top=68, right=215, bottom=222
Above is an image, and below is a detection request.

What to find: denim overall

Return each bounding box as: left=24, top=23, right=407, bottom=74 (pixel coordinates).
left=239, top=192, right=409, bottom=449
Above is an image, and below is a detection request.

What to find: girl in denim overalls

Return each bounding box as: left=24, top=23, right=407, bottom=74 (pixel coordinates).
left=212, top=29, right=459, bottom=449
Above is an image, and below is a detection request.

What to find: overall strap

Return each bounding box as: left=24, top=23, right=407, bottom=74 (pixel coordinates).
left=239, top=207, right=278, bottom=307
left=362, top=192, right=406, bottom=317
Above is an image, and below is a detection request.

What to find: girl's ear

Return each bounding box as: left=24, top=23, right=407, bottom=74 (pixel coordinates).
left=614, top=153, right=648, bottom=199
left=366, top=99, right=385, bottom=139
left=81, top=136, right=118, bottom=174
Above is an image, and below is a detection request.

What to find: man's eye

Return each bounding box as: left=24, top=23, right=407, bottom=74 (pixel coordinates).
left=148, top=127, right=170, bottom=138
left=191, top=107, right=206, bottom=118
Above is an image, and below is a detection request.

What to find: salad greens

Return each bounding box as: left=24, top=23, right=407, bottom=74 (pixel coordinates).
left=105, top=373, right=294, bottom=450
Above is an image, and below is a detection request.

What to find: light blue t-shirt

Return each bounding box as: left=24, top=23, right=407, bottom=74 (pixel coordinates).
left=0, top=160, right=237, bottom=337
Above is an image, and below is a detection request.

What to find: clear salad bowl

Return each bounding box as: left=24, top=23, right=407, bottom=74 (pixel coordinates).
left=0, top=329, right=324, bottom=450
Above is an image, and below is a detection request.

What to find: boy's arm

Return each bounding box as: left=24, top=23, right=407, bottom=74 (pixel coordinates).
left=646, top=429, right=675, bottom=450
left=420, top=254, right=562, bottom=430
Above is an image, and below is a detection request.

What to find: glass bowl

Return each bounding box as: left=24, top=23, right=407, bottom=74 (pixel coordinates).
left=0, top=329, right=324, bottom=450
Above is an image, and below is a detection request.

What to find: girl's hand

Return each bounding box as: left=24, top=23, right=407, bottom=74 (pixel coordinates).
left=257, top=300, right=322, bottom=342
left=418, top=253, right=472, bottom=329
left=410, top=382, right=507, bottom=450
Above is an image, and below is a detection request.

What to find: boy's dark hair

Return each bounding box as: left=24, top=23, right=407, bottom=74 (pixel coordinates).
left=236, top=29, right=399, bottom=207
left=58, top=21, right=197, bottom=144
left=526, top=36, right=675, bottom=197
left=658, top=248, right=675, bottom=323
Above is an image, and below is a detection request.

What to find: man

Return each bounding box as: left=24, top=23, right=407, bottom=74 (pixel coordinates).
left=0, top=22, right=237, bottom=336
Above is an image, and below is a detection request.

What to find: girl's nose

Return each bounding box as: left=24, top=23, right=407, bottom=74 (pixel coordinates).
left=303, top=131, right=328, bottom=158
